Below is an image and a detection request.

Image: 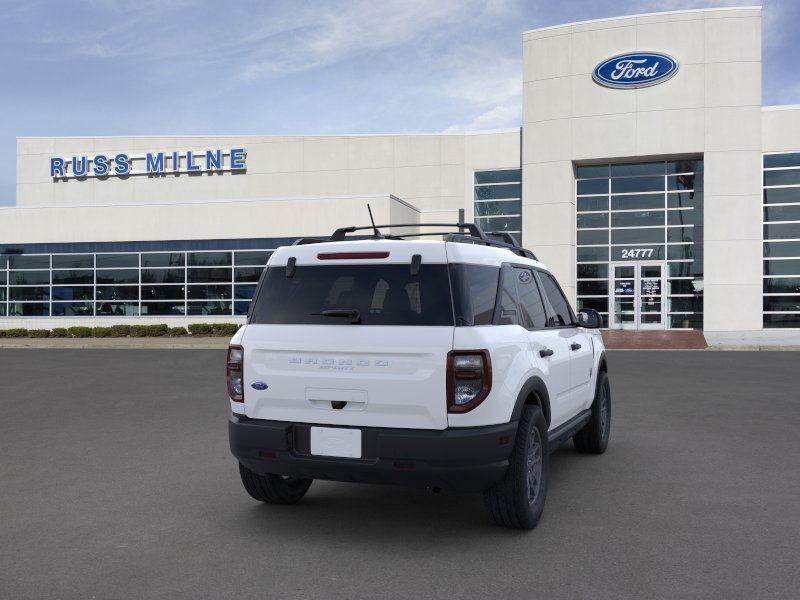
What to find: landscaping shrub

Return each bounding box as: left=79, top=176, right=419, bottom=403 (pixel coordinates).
left=28, top=329, right=51, bottom=338
left=188, top=323, right=214, bottom=336
left=67, top=326, right=92, bottom=338
left=144, top=324, right=168, bottom=337
left=50, top=328, right=69, bottom=338
left=5, top=328, right=28, bottom=338
left=92, top=327, right=113, bottom=338
left=167, top=326, right=188, bottom=336
left=0, top=330, right=5, bottom=338
left=212, top=323, right=239, bottom=336
left=109, top=324, right=132, bottom=337
left=130, top=325, right=149, bottom=337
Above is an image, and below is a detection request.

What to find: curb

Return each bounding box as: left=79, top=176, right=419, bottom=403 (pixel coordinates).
left=0, top=338, right=230, bottom=349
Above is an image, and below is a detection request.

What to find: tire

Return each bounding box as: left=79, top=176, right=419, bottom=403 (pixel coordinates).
left=483, top=404, right=549, bottom=530
left=573, top=371, right=611, bottom=454
left=238, top=463, right=312, bottom=504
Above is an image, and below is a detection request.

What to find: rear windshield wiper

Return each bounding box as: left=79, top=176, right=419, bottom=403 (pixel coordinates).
left=310, top=309, right=362, bottom=324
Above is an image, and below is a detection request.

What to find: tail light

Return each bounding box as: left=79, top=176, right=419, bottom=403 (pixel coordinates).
left=447, top=350, right=491, bottom=413
left=227, top=345, right=244, bottom=402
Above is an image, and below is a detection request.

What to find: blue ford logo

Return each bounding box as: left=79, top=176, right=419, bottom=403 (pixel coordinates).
left=593, top=52, right=678, bottom=89
left=251, top=381, right=268, bottom=390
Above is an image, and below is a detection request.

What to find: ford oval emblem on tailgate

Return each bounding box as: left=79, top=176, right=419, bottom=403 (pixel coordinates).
left=251, top=381, right=268, bottom=390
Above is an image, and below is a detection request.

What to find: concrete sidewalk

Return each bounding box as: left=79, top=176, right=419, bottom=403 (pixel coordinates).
left=1, top=332, right=798, bottom=351
left=0, top=337, right=230, bottom=349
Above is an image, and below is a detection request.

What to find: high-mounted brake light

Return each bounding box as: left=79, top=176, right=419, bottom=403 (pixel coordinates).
left=446, top=350, right=492, bottom=413
left=227, top=345, right=244, bottom=402
left=317, top=252, right=390, bottom=260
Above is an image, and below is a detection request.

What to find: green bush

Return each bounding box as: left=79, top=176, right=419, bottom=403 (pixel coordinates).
left=188, top=323, right=214, bottom=336
left=212, top=323, right=240, bottom=336
left=109, top=324, right=132, bottom=337
left=5, top=328, right=28, bottom=338
left=130, top=325, right=149, bottom=337
left=50, top=328, right=69, bottom=338
left=146, top=324, right=169, bottom=337
left=0, top=330, right=6, bottom=338
left=167, top=326, right=188, bottom=337
left=92, top=327, right=113, bottom=338
left=67, top=326, right=92, bottom=338
left=28, top=329, right=51, bottom=338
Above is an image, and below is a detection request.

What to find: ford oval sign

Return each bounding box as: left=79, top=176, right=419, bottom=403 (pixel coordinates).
left=593, top=52, right=678, bottom=89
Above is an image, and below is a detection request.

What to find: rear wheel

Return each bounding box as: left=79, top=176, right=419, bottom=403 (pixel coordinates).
left=573, top=371, right=611, bottom=454
left=483, top=404, right=549, bottom=530
left=238, top=463, right=312, bottom=504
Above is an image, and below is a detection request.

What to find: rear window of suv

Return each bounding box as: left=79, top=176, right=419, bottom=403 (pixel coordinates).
left=250, top=264, right=454, bottom=326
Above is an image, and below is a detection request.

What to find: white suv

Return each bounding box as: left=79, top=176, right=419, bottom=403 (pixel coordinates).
left=227, top=223, right=610, bottom=529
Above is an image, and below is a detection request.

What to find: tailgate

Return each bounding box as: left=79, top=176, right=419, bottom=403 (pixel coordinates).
left=242, top=325, right=453, bottom=429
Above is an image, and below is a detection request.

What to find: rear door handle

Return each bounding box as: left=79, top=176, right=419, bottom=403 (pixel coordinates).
left=570, top=343, right=582, bottom=351
left=539, top=348, right=554, bottom=357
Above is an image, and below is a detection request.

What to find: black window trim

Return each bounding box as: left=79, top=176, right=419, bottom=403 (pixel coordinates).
left=533, top=268, right=578, bottom=329
left=508, top=264, right=549, bottom=331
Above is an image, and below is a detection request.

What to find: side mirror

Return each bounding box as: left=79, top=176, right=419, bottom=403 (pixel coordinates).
left=578, top=308, right=602, bottom=329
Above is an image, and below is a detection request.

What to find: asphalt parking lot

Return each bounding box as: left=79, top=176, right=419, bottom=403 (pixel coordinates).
left=1, top=349, right=798, bottom=599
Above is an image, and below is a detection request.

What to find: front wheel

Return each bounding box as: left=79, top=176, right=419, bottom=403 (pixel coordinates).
left=573, top=371, right=611, bottom=454
left=238, top=463, right=312, bottom=504
left=483, top=404, right=549, bottom=529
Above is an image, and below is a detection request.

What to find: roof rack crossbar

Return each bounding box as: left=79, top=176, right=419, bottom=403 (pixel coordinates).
left=314, top=221, right=537, bottom=260
left=446, top=233, right=537, bottom=260
left=330, top=222, right=486, bottom=242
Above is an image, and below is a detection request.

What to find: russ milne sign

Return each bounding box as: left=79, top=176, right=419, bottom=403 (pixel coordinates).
left=50, top=148, right=246, bottom=179
left=592, top=52, right=678, bottom=89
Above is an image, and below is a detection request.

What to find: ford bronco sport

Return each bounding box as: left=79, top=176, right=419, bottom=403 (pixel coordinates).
left=228, top=223, right=610, bottom=529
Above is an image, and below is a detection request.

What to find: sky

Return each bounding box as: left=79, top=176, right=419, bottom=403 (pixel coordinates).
left=1, top=0, right=798, bottom=206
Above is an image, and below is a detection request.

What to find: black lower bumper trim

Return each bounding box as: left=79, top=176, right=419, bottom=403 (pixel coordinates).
left=229, top=415, right=518, bottom=493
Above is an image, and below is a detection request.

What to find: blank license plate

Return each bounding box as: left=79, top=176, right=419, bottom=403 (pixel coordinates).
left=310, top=427, right=362, bottom=458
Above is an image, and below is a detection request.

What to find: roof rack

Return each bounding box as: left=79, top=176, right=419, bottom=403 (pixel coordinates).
left=293, top=222, right=537, bottom=260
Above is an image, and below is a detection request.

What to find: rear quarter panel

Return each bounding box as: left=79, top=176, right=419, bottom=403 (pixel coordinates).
left=448, top=325, right=532, bottom=427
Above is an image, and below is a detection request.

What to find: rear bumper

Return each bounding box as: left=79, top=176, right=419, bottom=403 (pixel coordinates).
left=229, top=415, right=518, bottom=493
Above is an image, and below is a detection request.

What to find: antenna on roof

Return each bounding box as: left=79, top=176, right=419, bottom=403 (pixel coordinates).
left=366, top=204, right=381, bottom=238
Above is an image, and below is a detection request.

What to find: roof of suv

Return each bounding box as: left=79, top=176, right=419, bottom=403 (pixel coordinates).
left=268, top=239, right=548, bottom=271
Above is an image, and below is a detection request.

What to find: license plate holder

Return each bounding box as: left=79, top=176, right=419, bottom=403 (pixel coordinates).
left=310, top=426, right=362, bottom=459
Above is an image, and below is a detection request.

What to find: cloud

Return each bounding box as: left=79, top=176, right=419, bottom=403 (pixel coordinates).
left=442, top=103, right=521, bottom=133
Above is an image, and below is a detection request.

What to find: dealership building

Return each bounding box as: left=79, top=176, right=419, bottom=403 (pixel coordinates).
left=2, top=6, right=800, bottom=335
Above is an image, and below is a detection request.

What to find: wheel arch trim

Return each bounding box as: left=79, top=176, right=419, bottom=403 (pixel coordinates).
left=510, top=376, right=551, bottom=426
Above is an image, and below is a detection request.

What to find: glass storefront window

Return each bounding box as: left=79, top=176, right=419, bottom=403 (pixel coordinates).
left=188, top=252, right=232, bottom=266
left=474, top=169, right=521, bottom=243
left=576, top=159, right=704, bottom=329
left=141, top=253, right=185, bottom=268
left=0, top=246, right=274, bottom=318
left=9, top=255, right=49, bottom=269
left=96, top=254, right=138, bottom=268
left=764, top=153, right=800, bottom=329
left=52, top=254, right=94, bottom=269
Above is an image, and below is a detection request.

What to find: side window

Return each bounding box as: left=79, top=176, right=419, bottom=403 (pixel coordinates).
left=496, top=267, right=519, bottom=326
left=449, top=264, right=499, bottom=325
left=538, top=271, right=575, bottom=327
left=514, top=268, right=547, bottom=329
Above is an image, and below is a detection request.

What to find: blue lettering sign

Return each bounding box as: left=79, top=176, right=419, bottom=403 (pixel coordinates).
left=593, top=52, right=678, bottom=89
left=230, top=148, right=246, bottom=170
left=186, top=150, right=200, bottom=172
left=50, top=158, right=65, bottom=177
left=206, top=149, right=221, bottom=170
left=72, top=156, right=88, bottom=177
left=146, top=152, right=165, bottom=173
left=93, top=154, right=109, bottom=176
left=48, top=148, right=247, bottom=179
left=113, top=153, right=130, bottom=175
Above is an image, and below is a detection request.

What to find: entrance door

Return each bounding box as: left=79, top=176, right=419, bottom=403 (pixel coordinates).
left=610, top=262, right=666, bottom=330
